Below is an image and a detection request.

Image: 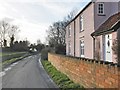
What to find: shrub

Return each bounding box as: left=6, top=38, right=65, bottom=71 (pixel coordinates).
left=41, top=47, right=52, bottom=60
left=55, top=44, right=66, bottom=55
left=112, top=39, right=118, bottom=61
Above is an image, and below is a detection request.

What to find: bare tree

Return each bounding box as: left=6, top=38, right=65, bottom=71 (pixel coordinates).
left=64, top=9, right=77, bottom=22
left=8, top=25, right=20, bottom=47
left=46, top=10, right=76, bottom=47
left=0, top=23, right=2, bottom=47
left=46, top=9, right=77, bottom=54
left=8, top=25, right=20, bottom=39
left=0, top=20, right=20, bottom=47
left=37, top=39, right=41, bottom=45
left=0, top=20, right=10, bottom=47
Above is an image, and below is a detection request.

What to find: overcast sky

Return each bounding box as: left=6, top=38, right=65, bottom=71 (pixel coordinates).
left=0, top=0, right=91, bottom=44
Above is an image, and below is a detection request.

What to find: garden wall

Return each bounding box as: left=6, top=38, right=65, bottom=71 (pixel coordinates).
left=48, top=53, right=120, bottom=88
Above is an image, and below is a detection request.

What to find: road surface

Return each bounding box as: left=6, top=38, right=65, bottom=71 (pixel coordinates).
left=1, top=54, right=58, bottom=89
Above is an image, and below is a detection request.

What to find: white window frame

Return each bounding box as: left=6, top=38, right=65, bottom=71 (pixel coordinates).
left=68, top=25, right=71, bottom=37
left=98, top=3, right=104, bottom=15
left=80, top=15, right=84, bottom=32
left=80, top=40, right=84, bottom=57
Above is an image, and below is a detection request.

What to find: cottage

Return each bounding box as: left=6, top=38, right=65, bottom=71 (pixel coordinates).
left=66, top=0, right=119, bottom=63
left=91, top=12, right=120, bottom=63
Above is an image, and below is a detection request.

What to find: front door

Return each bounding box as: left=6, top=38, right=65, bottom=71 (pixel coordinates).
left=105, top=34, right=112, bottom=62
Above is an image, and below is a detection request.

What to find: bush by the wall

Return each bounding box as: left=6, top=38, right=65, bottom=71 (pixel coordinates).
left=41, top=47, right=53, bottom=60
left=55, top=44, right=66, bottom=55
left=41, top=44, right=66, bottom=60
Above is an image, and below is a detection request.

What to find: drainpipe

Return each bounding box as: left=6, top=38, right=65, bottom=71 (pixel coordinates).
left=92, top=35, right=97, bottom=88
left=74, top=21, right=76, bottom=57
left=92, top=35, right=96, bottom=59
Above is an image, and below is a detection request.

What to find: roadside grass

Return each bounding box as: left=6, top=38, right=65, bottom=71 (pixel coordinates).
left=42, top=60, right=84, bottom=90
left=1, top=52, right=28, bottom=62
left=2, top=56, right=23, bottom=65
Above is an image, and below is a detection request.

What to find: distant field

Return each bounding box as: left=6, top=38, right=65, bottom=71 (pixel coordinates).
left=0, top=52, right=26, bottom=57
left=0, top=52, right=27, bottom=62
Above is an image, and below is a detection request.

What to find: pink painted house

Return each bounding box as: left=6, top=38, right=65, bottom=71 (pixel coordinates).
left=66, top=0, right=120, bottom=63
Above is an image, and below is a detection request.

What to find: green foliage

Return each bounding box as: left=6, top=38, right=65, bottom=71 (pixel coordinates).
left=41, top=47, right=54, bottom=60
left=42, top=60, right=84, bottom=90
left=41, top=47, right=53, bottom=60
left=35, top=44, right=45, bottom=52
left=55, top=44, right=66, bottom=55
left=12, top=40, right=29, bottom=51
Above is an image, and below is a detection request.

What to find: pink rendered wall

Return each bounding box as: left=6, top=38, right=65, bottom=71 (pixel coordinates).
left=66, top=26, right=68, bottom=55
left=75, top=3, right=94, bottom=59
left=66, top=21, right=75, bottom=56
left=70, top=21, right=75, bottom=56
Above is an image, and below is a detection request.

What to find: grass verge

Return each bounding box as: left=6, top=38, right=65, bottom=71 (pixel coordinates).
left=2, top=56, right=23, bottom=65
left=1, top=53, right=31, bottom=68
left=41, top=60, right=84, bottom=90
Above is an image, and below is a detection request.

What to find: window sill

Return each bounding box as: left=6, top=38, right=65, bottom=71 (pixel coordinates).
left=97, top=14, right=106, bottom=16
left=79, top=30, right=84, bottom=33
left=68, top=35, right=71, bottom=38
left=80, top=55, right=85, bottom=58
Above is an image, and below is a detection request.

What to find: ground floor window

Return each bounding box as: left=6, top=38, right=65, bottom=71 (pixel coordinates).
left=68, top=41, right=71, bottom=55
left=80, top=40, right=84, bottom=57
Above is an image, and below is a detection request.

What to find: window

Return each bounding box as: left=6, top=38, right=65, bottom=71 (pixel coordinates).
left=68, top=25, right=71, bottom=37
left=80, top=40, right=84, bottom=57
left=68, top=41, right=71, bottom=55
left=80, top=15, right=84, bottom=32
left=98, top=3, right=104, bottom=15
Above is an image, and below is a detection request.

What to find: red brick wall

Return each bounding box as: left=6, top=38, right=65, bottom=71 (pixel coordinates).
left=48, top=53, right=120, bottom=88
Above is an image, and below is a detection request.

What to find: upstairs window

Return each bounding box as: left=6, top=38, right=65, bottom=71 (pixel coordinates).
left=98, top=3, right=104, bottom=15
left=68, top=25, right=71, bottom=37
left=80, top=15, right=84, bottom=32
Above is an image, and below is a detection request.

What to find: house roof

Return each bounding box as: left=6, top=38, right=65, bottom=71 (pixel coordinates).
left=91, top=12, right=120, bottom=36
left=65, top=2, right=92, bottom=27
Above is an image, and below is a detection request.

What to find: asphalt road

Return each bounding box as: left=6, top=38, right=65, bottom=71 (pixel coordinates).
left=1, top=54, right=58, bottom=89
